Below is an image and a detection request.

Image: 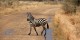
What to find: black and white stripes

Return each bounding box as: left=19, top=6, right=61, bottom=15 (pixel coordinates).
left=27, top=12, right=49, bottom=36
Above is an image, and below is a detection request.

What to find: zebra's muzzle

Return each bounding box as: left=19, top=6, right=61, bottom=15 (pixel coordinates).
left=27, top=19, right=29, bottom=21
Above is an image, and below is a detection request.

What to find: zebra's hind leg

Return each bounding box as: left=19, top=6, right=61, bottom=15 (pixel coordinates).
left=41, top=26, right=46, bottom=36
left=44, top=29, right=46, bottom=36
left=33, top=27, right=38, bottom=36
left=28, top=26, right=32, bottom=35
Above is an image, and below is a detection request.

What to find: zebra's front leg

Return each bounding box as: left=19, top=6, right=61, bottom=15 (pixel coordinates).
left=28, top=26, right=32, bottom=35
left=33, top=27, right=38, bottom=36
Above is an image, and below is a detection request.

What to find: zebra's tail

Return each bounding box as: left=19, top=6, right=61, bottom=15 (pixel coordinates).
left=47, top=23, right=49, bottom=29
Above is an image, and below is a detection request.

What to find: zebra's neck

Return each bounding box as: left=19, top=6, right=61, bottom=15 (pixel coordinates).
left=29, top=19, right=36, bottom=25
left=28, top=14, right=35, bottom=24
left=29, top=16, right=35, bottom=22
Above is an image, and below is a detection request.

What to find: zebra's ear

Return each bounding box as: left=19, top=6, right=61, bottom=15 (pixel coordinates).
left=26, top=12, right=30, bottom=15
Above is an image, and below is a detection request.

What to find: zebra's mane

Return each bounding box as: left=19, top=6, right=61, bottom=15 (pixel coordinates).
left=27, top=12, right=35, bottom=19
left=30, top=13, right=34, bottom=19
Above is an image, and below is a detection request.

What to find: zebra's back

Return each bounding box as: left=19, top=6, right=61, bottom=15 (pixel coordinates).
left=34, top=18, right=47, bottom=26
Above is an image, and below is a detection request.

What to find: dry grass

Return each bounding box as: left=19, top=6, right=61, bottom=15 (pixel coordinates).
left=53, top=12, right=80, bottom=40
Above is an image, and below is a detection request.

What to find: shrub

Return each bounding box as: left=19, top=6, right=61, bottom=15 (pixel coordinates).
left=62, top=0, right=80, bottom=14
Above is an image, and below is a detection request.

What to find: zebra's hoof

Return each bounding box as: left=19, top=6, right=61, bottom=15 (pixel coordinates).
left=28, top=34, right=30, bottom=35
left=36, top=34, right=38, bottom=36
left=28, top=33, right=30, bottom=35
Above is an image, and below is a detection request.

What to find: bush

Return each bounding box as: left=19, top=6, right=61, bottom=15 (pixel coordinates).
left=62, top=3, right=76, bottom=14
left=62, top=0, right=80, bottom=14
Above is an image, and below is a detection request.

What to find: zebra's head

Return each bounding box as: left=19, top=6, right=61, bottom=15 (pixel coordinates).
left=27, top=12, right=34, bottom=21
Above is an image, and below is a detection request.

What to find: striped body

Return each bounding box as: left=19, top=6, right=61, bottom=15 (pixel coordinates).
left=29, top=18, right=47, bottom=27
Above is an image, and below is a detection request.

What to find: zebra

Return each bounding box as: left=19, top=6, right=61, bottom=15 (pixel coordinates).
left=26, top=12, right=49, bottom=36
